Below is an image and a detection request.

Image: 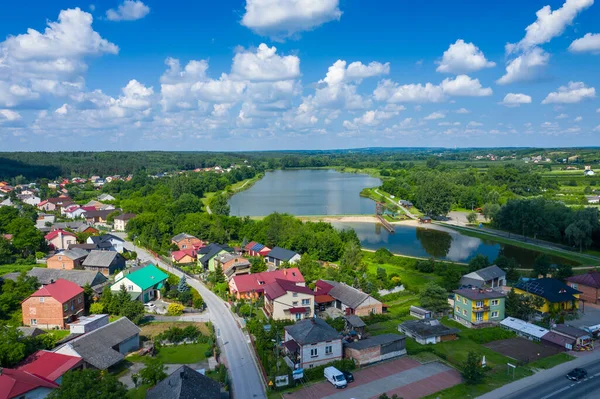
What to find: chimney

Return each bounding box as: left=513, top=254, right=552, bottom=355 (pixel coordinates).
left=180, top=371, right=186, bottom=380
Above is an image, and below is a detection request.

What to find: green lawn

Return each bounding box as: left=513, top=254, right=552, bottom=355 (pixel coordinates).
left=0, top=264, right=38, bottom=276
left=127, top=384, right=150, bottom=399
left=46, top=329, right=71, bottom=340
left=528, top=352, right=575, bottom=370
left=128, top=343, right=210, bottom=364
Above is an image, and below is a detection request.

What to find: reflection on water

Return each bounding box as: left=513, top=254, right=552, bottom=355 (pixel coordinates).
left=332, top=222, right=577, bottom=267
left=229, top=169, right=381, bottom=216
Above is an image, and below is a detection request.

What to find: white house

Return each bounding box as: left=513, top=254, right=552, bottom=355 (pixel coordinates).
left=110, top=265, right=169, bottom=303
left=283, top=318, right=343, bottom=369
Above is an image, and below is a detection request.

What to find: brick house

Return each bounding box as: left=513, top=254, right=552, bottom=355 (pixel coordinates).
left=171, top=233, right=204, bottom=250
left=44, top=229, right=77, bottom=251
left=46, top=248, right=89, bottom=271
left=215, top=253, right=251, bottom=280
left=21, top=279, right=84, bottom=329
left=566, top=271, right=600, bottom=304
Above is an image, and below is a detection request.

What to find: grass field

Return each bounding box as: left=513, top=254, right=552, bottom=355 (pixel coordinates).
left=128, top=342, right=210, bottom=364
left=0, top=263, right=39, bottom=276
left=138, top=321, right=211, bottom=339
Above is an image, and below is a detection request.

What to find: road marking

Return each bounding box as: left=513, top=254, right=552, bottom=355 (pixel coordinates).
left=541, top=385, right=572, bottom=399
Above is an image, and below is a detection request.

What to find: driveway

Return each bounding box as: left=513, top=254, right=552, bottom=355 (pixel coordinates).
left=142, top=313, right=211, bottom=322
left=115, top=233, right=266, bottom=399
left=286, top=357, right=461, bottom=399
left=567, top=306, right=600, bottom=329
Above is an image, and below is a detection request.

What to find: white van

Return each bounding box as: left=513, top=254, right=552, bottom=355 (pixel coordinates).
left=324, top=366, right=347, bottom=389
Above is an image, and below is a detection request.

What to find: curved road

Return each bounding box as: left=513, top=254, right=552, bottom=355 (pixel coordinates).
left=119, top=235, right=266, bottom=399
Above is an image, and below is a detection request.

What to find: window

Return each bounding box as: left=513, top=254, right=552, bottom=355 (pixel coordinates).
left=325, top=346, right=332, bottom=355
left=62, top=263, right=65, bottom=269
left=475, top=301, right=483, bottom=308
left=491, top=299, right=499, bottom=306
left=463, top=298, right=467, bottom=304
left=491, top=311, right=499, bottom=318
left=30, top=319, right=37, bottom=325
left=475, top=312, right=483, bottom=321
left=295, top=313, right=302, bottom=321
left=310, top=348, right=318, bottom=357
left=64, top=304, right=68, bottom=311
left=571, top=283, right=578, bottom=290
left=128, top=285, right=134, bottom=291
left=77, top=297, right=82, bottom=304
left=302, top=299, right=310, bottom=305
left=58, top=256, right=62, bottom=261
left=293, top=293, right=298, bottom=297
left=292, top=301, right=298, bottom=306
left=463, top=309, right=467, bottom=316
left=39, top=297, right=44, bottom=303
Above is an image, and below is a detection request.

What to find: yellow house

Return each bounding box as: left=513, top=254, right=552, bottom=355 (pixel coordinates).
left=514, top=278, right=581, bottom=314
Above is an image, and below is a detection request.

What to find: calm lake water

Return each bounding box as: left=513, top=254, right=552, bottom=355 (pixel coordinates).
left=229, top=169, right=381, bottom=216
left=331, top=222, right=577, bottom=268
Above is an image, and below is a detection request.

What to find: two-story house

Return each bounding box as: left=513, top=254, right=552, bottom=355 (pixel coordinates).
left=265, top=247, right=301, bottom=268
left=45, top=229, right=77, bottom=251
left=21, top=279, right=84, bottom=329
left=114, top=213, right=136, bottom=231
left=82, top=250, right=126, bottom=276
left=283, top=318, right=342, bottom=369
left=171, top=233, right=204, bottom=250
left=215, top=252, right=252, bottom=280
left=86, top=234, right=125, bottom=253
left=228, top=268, right=305, bottom=300
left=566, top=271, right=600, bottom=304
left=263, top=279, right=315, bottom=321
left=199, top=243, right=233, bottom=271
left=110, top=265, right=168, bottom=303
left=453, top=288, right=506, bottom=328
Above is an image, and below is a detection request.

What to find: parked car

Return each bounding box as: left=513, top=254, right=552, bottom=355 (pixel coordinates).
left=144, top=303, right=156, bottom=312
left=567, top=368, right=587, bottom=381
left=342, top=370, right=354, bottom=383
left=324, top=366, right=347, bottom=389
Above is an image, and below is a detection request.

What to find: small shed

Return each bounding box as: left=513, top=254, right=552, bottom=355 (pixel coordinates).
left=551, top=324, right=592, bottom=349
left=541, top=331, right=575, bottom=351
left=343, top=315, right=366, bottom=337
left=344, top=334, right=406, bottom=366
left=409, top=306, right=432, bottom=320
left=419, top=216, right=432, bottom=224
left=500, top=317, right=548, bottom=342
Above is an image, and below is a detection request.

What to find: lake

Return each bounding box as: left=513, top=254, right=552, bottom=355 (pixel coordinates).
left=229, top=169, right=381, bottom=216
left=331, top=222, right=577, bottom=268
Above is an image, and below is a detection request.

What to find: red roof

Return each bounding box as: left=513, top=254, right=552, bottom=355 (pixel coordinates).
left=172, top=249, right=197, bottom=262
left=0, top=368, right=58, bottom=399
left=288, top=307, right=308, bottom=314
left=258, top=247, right=272, bottom=256
left=315, top=280, right=335, bottom=294
left=315, top=294, right=335, bottom=304
left=244, top=241, right=257, bottom=250
left=29, top=279, right=83, bottom=304
left=566, top=271, right=600, bottom=289
left=37, top=200, right=48, bottom=207
left=44, top=229, right=76, bottom=240
left=264, top=279, right=314, bottom=301
left=230, top=268, right=305, bottom=294
left=17, top=351, right=82, bottom=382
left=81, top=206, right=97, bottom=212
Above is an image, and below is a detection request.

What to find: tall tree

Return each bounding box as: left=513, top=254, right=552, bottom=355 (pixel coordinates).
left=419, top=283, right=449, bottom=313
left=462, top=351, right=485, bottom=385
left=415, top=176, right=454, bottom=216
left=139, top=358, right=167, bottom=386
left=532, top=255, right=551, bottom=278
left=210, top=194, right=230, bottom=216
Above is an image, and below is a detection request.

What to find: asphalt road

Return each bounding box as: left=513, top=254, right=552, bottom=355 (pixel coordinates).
left=503, top=358, right=600, bottom=399
left=119, top=235, right=266, bottom=399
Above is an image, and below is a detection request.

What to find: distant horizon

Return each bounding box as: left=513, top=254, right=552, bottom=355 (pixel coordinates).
left=1, top=1, right=599, bottom=150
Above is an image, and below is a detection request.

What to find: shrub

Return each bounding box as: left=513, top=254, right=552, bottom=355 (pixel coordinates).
left=238, top=304, right=252, bottom=317
left=468, top=327, right=514, bottom=344
left=167, top=303, right=184, bottom=316
left=157, top=326, right=202, bottom=343
left=89, top=302, right=104, bottom=314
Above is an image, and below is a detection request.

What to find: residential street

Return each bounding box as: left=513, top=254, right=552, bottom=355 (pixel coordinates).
left=117, top=234, right=266, bottom=399
left=478, top=350, right=600, bottom=399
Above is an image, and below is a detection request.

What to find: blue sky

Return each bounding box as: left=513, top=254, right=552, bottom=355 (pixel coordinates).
left=1, top=0, right=599, bottom=151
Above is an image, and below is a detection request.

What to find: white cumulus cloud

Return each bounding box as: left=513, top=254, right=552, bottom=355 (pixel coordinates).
left=241, top=0, right=342, bottom=39
left=542, top=81, right=596, bottom=104
left=440, top=75, right=493, bottom=97
left=424, top=112, right=445, bottom=120
left=231, top=44, right=301, bottom=81
left=501, top=93, right=532, bottom=107
left=106, top=1, right=150, bottom=22
left=569, top=33, right=600, bottom=53
left=497, top=47, right=549, bottom=85
left=574, top=116, right=583, bottom=122
left=0, top=109, right=22, bottom=121
left=456, top=108, right=470, bottom=114
left=436, top=39, right=495, bottom=73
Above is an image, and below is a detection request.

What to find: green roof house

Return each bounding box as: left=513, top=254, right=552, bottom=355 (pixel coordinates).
left=110, top=265, right=169, bottom=303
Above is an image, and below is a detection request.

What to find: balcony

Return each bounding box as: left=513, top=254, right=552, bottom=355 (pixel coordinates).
left=472, top=305, right=490, bottom=312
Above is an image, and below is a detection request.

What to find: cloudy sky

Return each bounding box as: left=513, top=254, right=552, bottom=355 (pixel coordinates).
left=1, top=0, right=599, bottom=151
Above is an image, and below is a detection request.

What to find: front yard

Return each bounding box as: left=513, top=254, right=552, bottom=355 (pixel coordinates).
left=128, top=342, right=210, bottom=364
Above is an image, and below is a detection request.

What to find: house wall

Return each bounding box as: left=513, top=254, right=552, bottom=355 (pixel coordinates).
left=344, top=344, right=407, bottom=367
left=22, top=293, right=84, bottom=329
left=47, top=255, right=78, bottom=271
left=175, top=237, right=203, bottom=250
left=297, top=339, right=342, bottom=368
left=111, top=277, right=142, bottom=297
left=454, top=294, right=505, bottom=328
left=568, top=282, right=599, bottom=304
left=49, top=235, right=77, bottom=250
left=207, top=250, right=228, bottom=272
left=265, top=291, right=314, bottom=321
left=354, top=296, right=383, bottom=316
left=114, top=219, right=127, bottom=231
left=513, top=288, right=579, bottom=313
left=118, top=334, right=140, bottom=354
left=173, top=254, right=195, bottom=264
